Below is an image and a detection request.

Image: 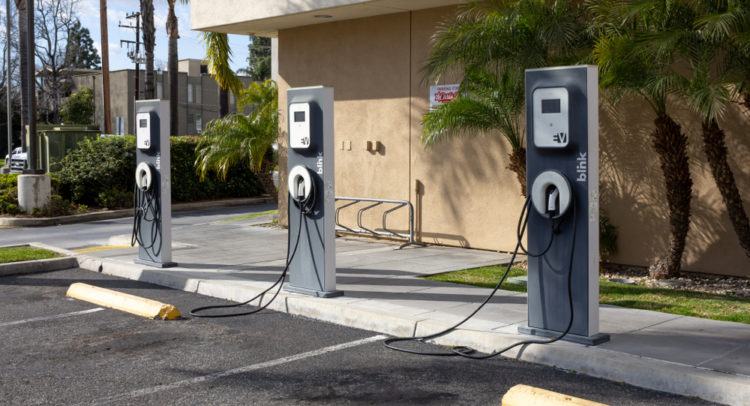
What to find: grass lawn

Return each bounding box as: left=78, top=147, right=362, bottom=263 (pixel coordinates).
left=0, top=246, right=63, bottom=264
left=222, top=209, right=278, bottom=222
left=423, top=265, right=750, bottom=324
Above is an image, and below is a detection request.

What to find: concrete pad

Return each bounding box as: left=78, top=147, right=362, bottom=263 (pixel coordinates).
left=66, top=282, right=180, bottom=319
left=598, top=305, right=682, bottom=334
left=698, top=344, right=750, bottom=375
left=600, top=315, right=750, bottom=369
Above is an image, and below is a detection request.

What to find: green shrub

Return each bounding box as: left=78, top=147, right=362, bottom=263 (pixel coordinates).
left=0, top=174, right=21, bottom=215
left=170, top=136, right=264, bottom=202
left=32, top=195, right=73, bottom=217
left=55, top=135, right=263, bottom=208
left=57, top=136, right=136, bottom=207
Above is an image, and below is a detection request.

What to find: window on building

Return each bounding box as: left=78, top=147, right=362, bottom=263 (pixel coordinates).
left=196, top=115, right=202, bottom=132
left=229, top=91, right=235, bottom=106
left=188, top=83, right=194, bottom=103
left=156, top=81, right=163, bottom=99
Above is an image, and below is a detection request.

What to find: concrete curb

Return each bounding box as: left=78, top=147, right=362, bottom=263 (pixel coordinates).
left=0, top=255, right=78, bottom=276
left=501, top=384, right=608, bottom=406
left=0, top=243, right=78, bottom=276
left=0, top=197, right=275, bottom=227
left=29, top=247, right=750, bottom=406
left=66, top=282, right=180, bottom=320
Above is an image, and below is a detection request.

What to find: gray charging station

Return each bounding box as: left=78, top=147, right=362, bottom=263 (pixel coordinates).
left=284, top=86, right=340, bottom=297
left=519, top=65, right=608, bottom=345
left=132, top=99, right=175, bottom=268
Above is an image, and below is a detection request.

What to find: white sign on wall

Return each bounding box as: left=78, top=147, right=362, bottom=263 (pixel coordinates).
left=429, top=84, right=460, bottom=110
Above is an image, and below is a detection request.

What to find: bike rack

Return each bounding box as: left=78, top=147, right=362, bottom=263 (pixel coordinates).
left=334, top=196, right=424, bottom=249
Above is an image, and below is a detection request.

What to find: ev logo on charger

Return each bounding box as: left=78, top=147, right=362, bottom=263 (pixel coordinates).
left=553, top=132, right=568, bottom=144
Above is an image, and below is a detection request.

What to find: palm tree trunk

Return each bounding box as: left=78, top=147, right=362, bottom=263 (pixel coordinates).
left=258, top=157, right=276, bottom=196
left=140, top=0, right=155, bottom=99
left=166, top=0, right=178, bottom=136
left=649, top=113, right=693, bottom=279
left=507, top=147, right=526, bottom=197
left=15, top=0, right=27, bottom=146
left=219, top=88, right=229, bottom=117
left=702, top=119, right=750, bottom=259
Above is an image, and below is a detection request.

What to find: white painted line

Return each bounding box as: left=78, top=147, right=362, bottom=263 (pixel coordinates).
left=0, top=307, right=105, bottom=328
left=89, top=334, right=388, bottom=405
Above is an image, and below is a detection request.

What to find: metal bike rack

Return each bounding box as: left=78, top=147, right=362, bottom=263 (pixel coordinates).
left=334, top=196, right=423, bottom=249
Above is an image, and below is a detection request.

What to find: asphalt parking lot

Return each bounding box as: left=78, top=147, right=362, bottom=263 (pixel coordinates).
left=0, top=268, right=715, bottom=405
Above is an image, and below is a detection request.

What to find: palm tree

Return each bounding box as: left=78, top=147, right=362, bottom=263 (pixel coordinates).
left=590, top=0, right=694, bottom=279
left=202, top=32, right=243, bottom=116
left=195, top=79, right=278, bottom=194
left=678, top=1, right=750, bottom=260
left=421, top=0, right=590, bottom=196
left=165, top=0, right=187, bottom=135
left=140, top=0, right=155, bottom=99
left=423, top=67, right=527, bottom=194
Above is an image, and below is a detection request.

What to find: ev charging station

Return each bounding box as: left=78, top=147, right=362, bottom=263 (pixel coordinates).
left=284, top=86, right=341, bottom=297
left=131, top=99, right=175, bottom=268
left=520, top=65, right=609, bottom=345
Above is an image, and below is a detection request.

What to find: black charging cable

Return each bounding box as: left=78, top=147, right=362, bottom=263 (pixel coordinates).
left=189, top=207, right=305, bottom=318
left=131, top=183, right=162, bottom=262
left=190, top=170, right=317, bottom=318
left=383, top=195, right=578, bottom=358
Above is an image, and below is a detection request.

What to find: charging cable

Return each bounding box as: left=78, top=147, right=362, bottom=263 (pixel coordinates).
left=384, top=195, right=577, bottom=358
left=190, top=171, right=317, bottom=318
left=189, top=208, right=304, bottom=318
left=131, top=183, right=162, bottom=262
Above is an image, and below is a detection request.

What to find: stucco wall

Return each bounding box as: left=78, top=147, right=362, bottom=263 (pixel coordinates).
left=277, top=7, right=750, bottom=276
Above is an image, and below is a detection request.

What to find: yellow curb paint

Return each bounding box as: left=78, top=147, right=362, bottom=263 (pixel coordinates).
left=501, top=384, right=608, bottom=406
left=73, top=245, right=132, bottom=254
left=66, top=283, right=181, bottom=320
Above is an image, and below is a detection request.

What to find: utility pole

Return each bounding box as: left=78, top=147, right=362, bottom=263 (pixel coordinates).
left=100, top=0, right=111, bottom=134
left=5, top=0, right=12, bottom=172
left=25, top=0, right=39, bottom=173
left=120, top=12, right=141, bottom=133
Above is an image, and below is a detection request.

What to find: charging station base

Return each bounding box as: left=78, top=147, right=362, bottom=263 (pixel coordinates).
left=134, top=258, right=177, bottom=268
left=284, top=285, right=343, bottom=298
left=518, top=326, right=610, bottom=346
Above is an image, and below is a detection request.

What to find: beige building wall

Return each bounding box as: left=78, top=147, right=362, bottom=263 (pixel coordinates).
left=277, top=7, right=750, bottom=276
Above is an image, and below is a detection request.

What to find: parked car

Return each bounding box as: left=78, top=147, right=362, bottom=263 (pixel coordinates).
left=4, top=147, right=28, bottom=173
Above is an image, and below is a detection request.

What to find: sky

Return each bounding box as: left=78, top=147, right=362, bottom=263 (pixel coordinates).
left=2, top=0, right=251, bottom=72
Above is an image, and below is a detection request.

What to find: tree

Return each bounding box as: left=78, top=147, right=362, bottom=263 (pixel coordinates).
left=421, top=0, right=590, bottom=196
left=590, top=0, right=694, bottom=279
left=195, top=79, right=278, bottom=194
left=166, top=0, right=179, bottom=135
left=14, top=0, right=28, bottom=138
left=34, top=0, right=78, bottom=123
left=202, top=32, right=242, bottom=116
left=59, top=86, right=93, bottom=124
left=140, top=0, right=155, bottom=99
left=239, top=35, right=271, bottom=81
left=678, top=1, right=750, bottom=261
left=64, top=19, right=99, bottom=69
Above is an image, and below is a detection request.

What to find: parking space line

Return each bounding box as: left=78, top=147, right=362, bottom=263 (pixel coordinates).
left=0, top=307, right=105, bottom=328
left=88, top=334, right=388, bottom=405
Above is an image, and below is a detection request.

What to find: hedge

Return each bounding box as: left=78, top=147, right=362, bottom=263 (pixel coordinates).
left=56, top=135, right=264, bottom=208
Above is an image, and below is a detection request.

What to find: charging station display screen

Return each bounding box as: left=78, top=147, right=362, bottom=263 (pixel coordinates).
left=139, top=119, right=148, bottom=128
left=294, top=111, right=306, bottom=122
left=542, top=99, right=561, bottom=114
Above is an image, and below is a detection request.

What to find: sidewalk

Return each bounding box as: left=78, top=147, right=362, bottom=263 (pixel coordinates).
left=42, top=213, right=749, bottom=406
